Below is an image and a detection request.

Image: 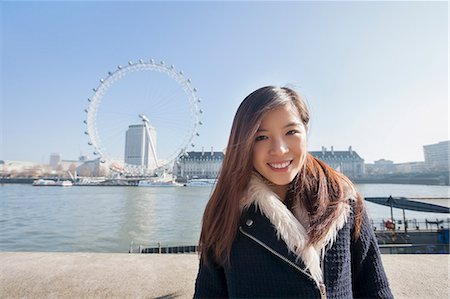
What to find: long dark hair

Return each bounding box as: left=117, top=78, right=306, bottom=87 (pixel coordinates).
left=199, top=86, right=364, bottom=265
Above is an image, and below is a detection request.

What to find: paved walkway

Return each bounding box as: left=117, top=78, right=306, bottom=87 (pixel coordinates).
left=0, top=253, right=448, bottom=298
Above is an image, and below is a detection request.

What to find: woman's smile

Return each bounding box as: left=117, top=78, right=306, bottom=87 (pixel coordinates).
left=267, top=160, right=293, bottom=171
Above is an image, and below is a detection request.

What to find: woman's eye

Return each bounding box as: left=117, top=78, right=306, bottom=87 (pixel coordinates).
left=287, top=130, right=299, bottom=135
left=255, top=135, right=267, bottom=142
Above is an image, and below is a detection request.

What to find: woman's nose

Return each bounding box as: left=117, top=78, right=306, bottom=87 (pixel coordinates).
left=269, top=138, right=289, bottom=156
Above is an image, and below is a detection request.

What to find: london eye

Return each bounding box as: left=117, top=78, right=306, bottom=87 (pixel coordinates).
left=84, top=59, right=202, bottom=176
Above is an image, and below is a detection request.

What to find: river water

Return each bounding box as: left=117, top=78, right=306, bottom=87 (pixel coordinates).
left=0, top=183, right=448, bottom=253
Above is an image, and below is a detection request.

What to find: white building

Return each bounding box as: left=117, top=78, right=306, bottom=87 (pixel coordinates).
left=175, top=147, right=224, bottom=180
left=310, top=146, right=365, bottom=179
left=423, top=140, right=450, bottom=171
left=124, top=124, right=157, bottom=170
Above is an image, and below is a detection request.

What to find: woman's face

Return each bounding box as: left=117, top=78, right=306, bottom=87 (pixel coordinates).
left=252, top=103, right=307, bottom=186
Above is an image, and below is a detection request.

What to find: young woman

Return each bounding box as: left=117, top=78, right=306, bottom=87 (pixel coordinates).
left=194, top=86, right=393, bottom=298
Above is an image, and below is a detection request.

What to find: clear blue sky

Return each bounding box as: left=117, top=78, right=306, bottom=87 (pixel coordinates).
left=1, top=1, right=448, bottom=164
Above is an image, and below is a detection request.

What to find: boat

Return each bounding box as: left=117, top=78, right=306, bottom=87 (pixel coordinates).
left=73, top=177, right=108, bottom=186
left=366, top=196, right=449, bottom=254
left=138, top=180, right=182, bottom=187
left=184, top=179, right=217, bottom=187
left=138, top=177, right=182, bottom=187
left=32, top=179, right=73, bottom=187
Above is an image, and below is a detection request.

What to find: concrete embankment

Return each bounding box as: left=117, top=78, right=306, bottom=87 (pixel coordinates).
left=0, top=252, right=448, bottom=298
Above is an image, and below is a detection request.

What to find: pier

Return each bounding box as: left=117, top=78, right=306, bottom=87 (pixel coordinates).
left=0, top=252, right=448, bottom=298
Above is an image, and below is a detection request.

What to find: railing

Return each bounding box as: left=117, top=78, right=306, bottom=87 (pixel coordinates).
left=130, top=218, right=450, bottom=254
left=129, top=242, right=199, bottom=254
left=370, top=218, right=450, bottom=232
left=378, top=243, right=449, bottom=254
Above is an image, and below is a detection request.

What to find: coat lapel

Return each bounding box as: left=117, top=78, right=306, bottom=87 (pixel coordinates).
left=240, top=173, right=355, bottom=286
left=239, top=206, right=308, bottom=270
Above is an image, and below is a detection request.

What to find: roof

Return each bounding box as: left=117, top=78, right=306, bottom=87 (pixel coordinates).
left=179, top=151, right=224, bottom=160
left=310, top=150, right=364, bottom=161
left=365, top=197, right=450, bottom=213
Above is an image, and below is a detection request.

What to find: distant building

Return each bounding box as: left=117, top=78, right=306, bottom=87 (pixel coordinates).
left=0, top=160, right=47, bottom=177
left=124, top=124, right=157, bottom=170
left=175, top=147, right=224, bottom=180
left=60, top=159, right=84, bottom=173
left=423, top=140, right=450, bottom=171
left=76, top=158, right=103, bottom=177
left=310, top=146, right=365, bottom=179
left=49, top=153, right=62, bottom=170
left=365, top=159, right=396, bottom=175
left=78, top=155, right=89, bottom=162
left=395, top=161, right=426, bottom=173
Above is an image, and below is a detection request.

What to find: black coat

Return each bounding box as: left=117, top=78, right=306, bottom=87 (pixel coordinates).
left=194, top=203, right=393, bottom=299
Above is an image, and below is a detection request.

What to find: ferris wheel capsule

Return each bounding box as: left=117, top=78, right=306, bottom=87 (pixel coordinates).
left=93, top=88, right=97, bottom=92
left=108, top=71, right=113, bottom=75
left=150, top=59, right=155, bottom=64
left=100, top=79, right=104, bottom=83
left=128, top=61, right=133, bottom=65
left=139, top=59, right=144, bottom=64
left=160, top=61, right=165, bottom=65
left=84, top=109, right=88, bottom=113
left=88, top=98, right=91, bottom=102
left=118, top=65, right=122, bottom=69
left=199, top=109, right=203, bottom=114
left=83, top=120, right=87, bottom=124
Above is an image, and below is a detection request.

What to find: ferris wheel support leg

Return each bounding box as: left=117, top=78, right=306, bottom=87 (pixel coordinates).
left=144, top=122, right=159, bottom=169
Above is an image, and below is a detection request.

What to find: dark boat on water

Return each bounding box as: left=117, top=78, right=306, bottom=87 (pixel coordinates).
left=365, top=196, right=449, bottom=254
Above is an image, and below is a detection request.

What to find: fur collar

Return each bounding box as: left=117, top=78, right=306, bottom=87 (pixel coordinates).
left=240, top=173, right=356, bottom=285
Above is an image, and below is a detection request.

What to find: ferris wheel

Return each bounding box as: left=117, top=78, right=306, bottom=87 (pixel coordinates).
left=84, top=59, right=202, bottom=176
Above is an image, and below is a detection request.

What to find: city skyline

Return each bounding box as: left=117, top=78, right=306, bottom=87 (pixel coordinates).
left=1, top=1, right=448, bottom=164
left=5, top=139, right=447, bottom=167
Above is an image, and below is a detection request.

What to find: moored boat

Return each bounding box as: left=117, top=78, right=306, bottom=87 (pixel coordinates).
left=138, top=179, right=182, bottom=187
left=184, top=179, right=217, bottom=187
left=32, top=179, right=73, bottom=187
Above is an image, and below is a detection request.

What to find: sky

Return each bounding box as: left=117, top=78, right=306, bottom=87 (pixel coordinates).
left=1, top=0, right=448, bottom=165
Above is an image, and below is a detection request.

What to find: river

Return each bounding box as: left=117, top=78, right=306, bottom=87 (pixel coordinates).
left=0, top=183, right=448, bottom=253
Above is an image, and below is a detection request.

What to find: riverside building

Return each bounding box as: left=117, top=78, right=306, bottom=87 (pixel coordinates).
left=175, top=146, right=364, bottom=181
left=175, top=147, right=224, bottom=180
left=310, top=146, right=365, bottom=179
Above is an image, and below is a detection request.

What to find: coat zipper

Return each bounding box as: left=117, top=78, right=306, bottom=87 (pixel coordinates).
left=239, top=226, right=327, bottom=298
left=320, top=255, right=327, bottom=299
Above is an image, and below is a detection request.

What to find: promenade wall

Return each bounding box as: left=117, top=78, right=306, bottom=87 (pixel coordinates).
left=0, top=252, right=448, bottom=298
